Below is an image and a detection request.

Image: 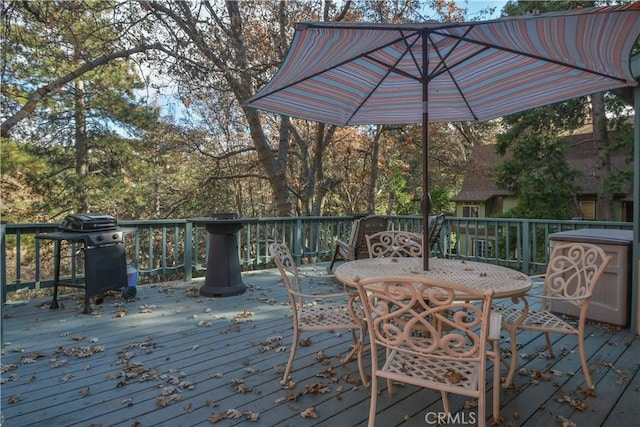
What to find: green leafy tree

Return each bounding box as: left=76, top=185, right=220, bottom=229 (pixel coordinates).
left=494, top=102, right=585, bottom=219
left=494, top=137, right=581, bottom=219
left=1, top=1, right=162, bottom=219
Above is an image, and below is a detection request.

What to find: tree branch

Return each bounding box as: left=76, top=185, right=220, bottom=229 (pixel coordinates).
left=1, top=43, right=161, bottom=137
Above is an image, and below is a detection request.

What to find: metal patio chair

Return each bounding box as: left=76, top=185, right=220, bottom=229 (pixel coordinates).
left=355, top=275, right=501, bottom=427
left=365, top=230, right=423, bottom=258
left=496, top=242, right=613, bottom=389
left=427, top=213, right=445, bottom=257
left=327, top=215, right=389, bottom=272
left=269, top=242, right=366, bottom=386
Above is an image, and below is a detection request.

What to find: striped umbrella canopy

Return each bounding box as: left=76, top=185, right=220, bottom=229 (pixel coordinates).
left=247, top=4, right=640, bottom=270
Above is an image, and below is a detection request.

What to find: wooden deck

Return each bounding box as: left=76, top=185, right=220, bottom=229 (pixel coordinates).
left=1, top=262, right=638, bottom=427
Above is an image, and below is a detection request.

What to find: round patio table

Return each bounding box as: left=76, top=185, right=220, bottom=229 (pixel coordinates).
left=335, top=256, right=532, bottom=388
left=335, top=257, right=531, bottom=299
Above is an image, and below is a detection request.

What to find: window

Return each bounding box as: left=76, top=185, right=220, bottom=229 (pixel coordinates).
left=578, top=201, right=596, bottom=220
left=473, top=239, right=492, bottom=258
left=462, top=205, right=479, bottom=218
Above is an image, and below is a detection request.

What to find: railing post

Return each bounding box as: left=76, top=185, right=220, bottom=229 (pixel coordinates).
left=522, top=219, right=531, bottom=275
left=1, top=221, right=6, bottom=305
left=184, top=222, right=193, bottom=282
left=1, top=221, right=6, bottom=348
left=293, top=217, right=303, bottom=265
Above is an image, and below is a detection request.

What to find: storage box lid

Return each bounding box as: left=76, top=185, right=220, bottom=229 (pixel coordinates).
left=549, top=229, right=633, bottom=245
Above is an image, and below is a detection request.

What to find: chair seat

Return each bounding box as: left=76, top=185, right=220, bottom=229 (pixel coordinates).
left=298, top=304, right=361, bottom=330
left=381, top=344, right=482, bottom=394
left=497, top=306, right=577, bottom=334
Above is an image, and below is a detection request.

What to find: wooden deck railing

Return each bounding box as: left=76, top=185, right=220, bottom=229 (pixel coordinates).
left=0, top=216, right=632, bottom=302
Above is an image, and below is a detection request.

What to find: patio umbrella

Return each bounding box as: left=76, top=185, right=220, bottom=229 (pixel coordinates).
left=246, top=4, right=640, bottom=270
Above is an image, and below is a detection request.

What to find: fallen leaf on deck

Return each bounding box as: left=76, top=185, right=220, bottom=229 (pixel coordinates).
left=20, top=352, right=46, bottom=363
left=446, top=369, right=463, bottom=384
left=156, top=396, right=170, bottom=407
left=463, top=400, right=478, bottom=409
left=259, top=336, right=283, bottom=352
left=51, top=359, right=69, bottom=368
left=79, top=387, right=90, bottom=397
left=139, top=304, right=157, bottom=313
left=244, top=410, right=259, bottom=421
left=60, top=373, right=74, bottom=382
left=557, top=415, right=577, bottom=427
left=209, top=412, right=225, bottom=423
left=112, top=310, right=127, bottom=318
left=231, top=378, right=251, bottom=394
left=1, top=364, right=18, bottom=373
left=556, top=393, right=587, bottom=411
left=226, top=409, right=242, bottom=419
left=185, top=287, right=199, bottom=298
left=300, top=407, right=318, bottom=419
left=8, top=394, right=21, bottom=404
left=315, top=351, right=328, bottom=361
left=304, top=382, right=330, bottom=394
left=234, top=310, right=254, bottom=319
left=299, top=337, right=312, bottom=347
left=161, top=386, right=176, bottom=396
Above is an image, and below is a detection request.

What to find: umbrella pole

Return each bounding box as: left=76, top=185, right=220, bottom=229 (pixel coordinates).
left=422, top=30, right=430, bottom=271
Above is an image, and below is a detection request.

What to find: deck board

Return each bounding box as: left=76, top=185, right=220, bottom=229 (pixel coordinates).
left=1, top=262, right=638, bottom=427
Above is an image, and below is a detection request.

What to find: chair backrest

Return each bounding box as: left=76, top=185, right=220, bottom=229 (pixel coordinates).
left=365, top=230, right=423, bottom=258
left=543, top=242, right=612, bottom=309
left=428, top=213, right=445, bottom=246
left=350, top=215, right=389, bottom=260
left=269, top=242, right=302, bottom=304
left=355, top=275, right=494, bottom=366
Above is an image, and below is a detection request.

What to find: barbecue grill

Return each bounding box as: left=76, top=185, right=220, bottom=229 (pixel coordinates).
left=36, top=213, right=137, bottom=314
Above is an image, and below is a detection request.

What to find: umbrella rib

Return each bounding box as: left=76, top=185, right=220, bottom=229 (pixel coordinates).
left=427, top=27, right=483, bottom=121
left=428, top=26, right=475, bottom=79
left=364, top=31, right=422, bottom=82
left=249, top=31, right=422, bottom=103
left=345, top=31, right=423, bottom=124
left=434, top=28, right=633, bottom=84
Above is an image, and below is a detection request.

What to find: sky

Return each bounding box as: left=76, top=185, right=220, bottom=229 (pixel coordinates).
left=462, top=1, right=508, bottom=19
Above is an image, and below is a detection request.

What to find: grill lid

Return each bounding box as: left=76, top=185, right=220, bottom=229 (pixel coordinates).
left=61, top=213, right=118, bottom=232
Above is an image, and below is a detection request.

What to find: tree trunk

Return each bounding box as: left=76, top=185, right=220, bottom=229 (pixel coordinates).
left=74, top=79, right=89, bottom=213
left=591, top=92, right=614, bottom=221
left=367, top=126, right=383, bottom=214
left=244, top=107, right=293, bottom=216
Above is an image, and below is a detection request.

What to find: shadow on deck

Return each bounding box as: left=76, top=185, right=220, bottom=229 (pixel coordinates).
left=1, top=262, right=638, bottom=427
